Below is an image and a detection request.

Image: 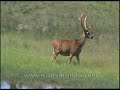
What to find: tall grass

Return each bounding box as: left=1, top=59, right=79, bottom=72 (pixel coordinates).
left=1, top=1, right=119, bottom=88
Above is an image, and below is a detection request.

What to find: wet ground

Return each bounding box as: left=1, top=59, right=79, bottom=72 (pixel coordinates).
left=1, top=81, right=64, bottom=89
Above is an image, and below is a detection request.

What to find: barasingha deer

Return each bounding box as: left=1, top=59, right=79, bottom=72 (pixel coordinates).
left=51, top=12, right=93, bottom=64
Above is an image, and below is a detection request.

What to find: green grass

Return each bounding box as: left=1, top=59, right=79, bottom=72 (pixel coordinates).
left=1, top=31, right=119, bottom=88
left=1, top=1, right=119, bottom=88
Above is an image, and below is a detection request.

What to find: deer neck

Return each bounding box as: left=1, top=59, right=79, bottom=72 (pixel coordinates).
left=79, top=33, right=86, bottom=46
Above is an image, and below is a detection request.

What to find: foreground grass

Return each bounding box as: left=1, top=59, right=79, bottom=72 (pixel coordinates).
left=1, top=32, right=119, bottom=88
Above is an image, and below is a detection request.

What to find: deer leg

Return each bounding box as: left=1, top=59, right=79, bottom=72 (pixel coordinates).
left=76, top=55, right=80, bottom=64
left=51, top=49, right=56, bottom=61
left=51, top=53, right=59, bottom=61
left=51, top=49, right=60, bottom=61
left=68, top=54, right=73, bottom=64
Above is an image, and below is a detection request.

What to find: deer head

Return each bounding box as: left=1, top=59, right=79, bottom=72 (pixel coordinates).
left=78, top=12, right=93, bottom=39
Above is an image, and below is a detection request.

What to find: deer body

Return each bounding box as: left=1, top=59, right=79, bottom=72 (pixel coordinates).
left=52, top=34, right=86, bottom=56
left=51, top=12, right=93, bottom=64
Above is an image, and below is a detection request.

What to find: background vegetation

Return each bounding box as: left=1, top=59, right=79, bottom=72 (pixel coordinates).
left=1, top=1, right=119, bottom=88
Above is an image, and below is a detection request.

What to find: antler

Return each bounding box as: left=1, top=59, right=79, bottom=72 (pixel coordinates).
left=78, top=12, right=85, bottom=29
left=78, top=12, right=84, bottom=21
left=83, top=14, right=91, bottom=30
left=78, top=12, right=91, bottom=31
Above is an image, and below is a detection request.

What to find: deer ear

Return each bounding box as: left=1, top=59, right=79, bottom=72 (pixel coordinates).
left=86, top=32, right=89, bottom=34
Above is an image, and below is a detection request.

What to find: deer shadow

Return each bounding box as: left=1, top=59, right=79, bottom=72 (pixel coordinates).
left=53, top=59, right=79, bottom=66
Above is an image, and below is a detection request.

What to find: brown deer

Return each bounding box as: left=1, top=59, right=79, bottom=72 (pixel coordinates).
left=51, top=12, right=93, bottom=64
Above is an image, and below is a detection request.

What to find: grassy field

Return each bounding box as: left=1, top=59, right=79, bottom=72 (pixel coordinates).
left=1, top=1, right=119, bottom=88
